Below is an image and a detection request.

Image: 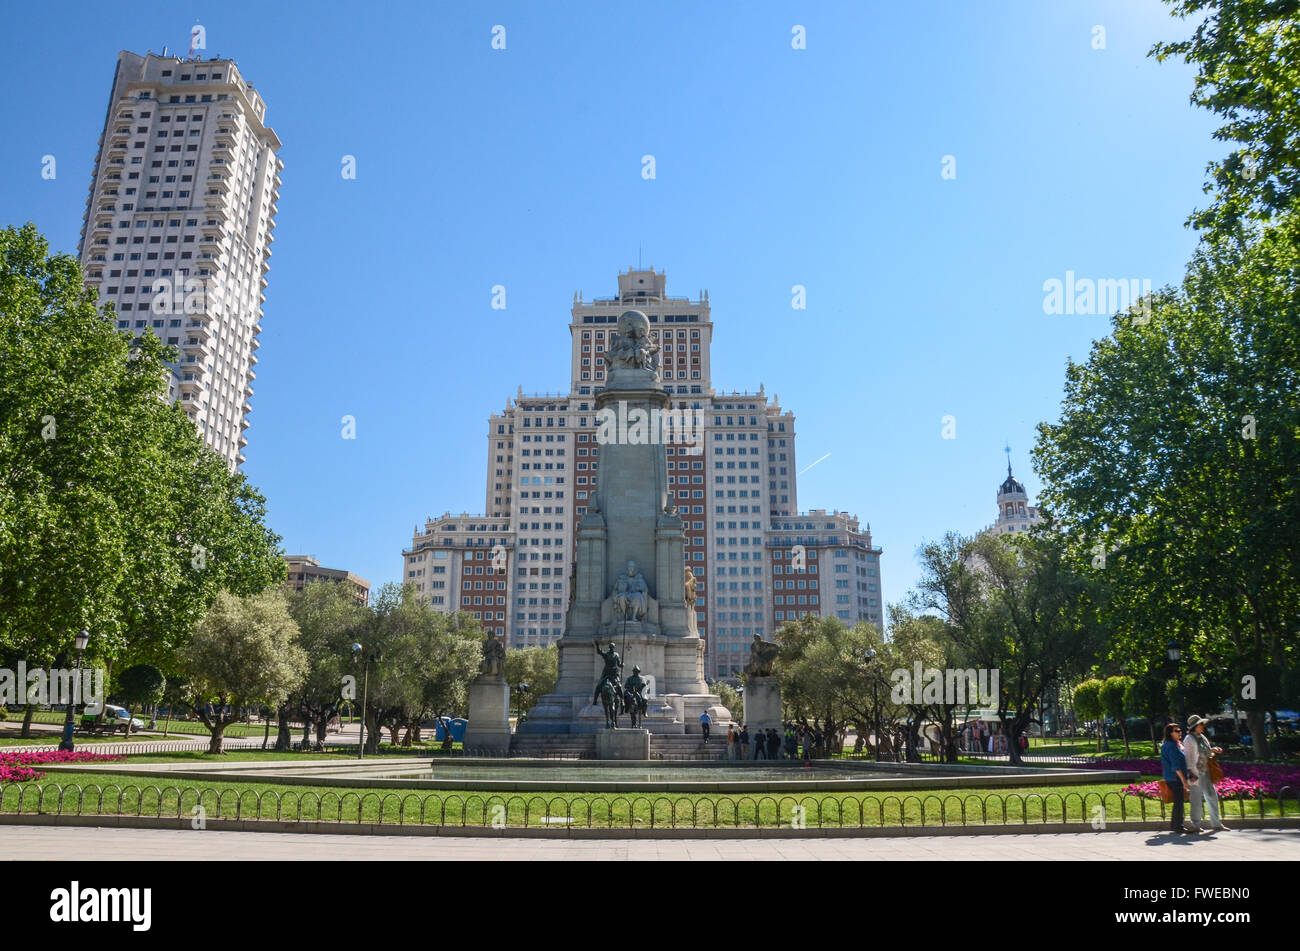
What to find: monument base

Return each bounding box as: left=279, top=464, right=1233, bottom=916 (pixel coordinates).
left=595, top=728, right=651, bottom=760
left=743, top=676, right=783, bottom=735
left=462, top=679, right=510, bottom=755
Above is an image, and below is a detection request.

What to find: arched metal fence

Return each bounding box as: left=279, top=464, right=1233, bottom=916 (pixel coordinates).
left=2, top=781, right=1294, bottom=832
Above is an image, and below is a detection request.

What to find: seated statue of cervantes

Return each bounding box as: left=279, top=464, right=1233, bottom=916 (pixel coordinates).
left=612, top=560, right=649, bottom=621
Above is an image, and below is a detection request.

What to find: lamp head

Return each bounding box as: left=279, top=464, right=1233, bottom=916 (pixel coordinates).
left=74, top=629, right=90, bottom=652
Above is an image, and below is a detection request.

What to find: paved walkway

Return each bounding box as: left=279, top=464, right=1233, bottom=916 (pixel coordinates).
left=2, top=825, right=1296, bottom=860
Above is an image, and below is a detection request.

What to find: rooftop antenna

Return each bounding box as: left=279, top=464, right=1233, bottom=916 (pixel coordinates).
left=1004, top=442, right=1013, bottom=477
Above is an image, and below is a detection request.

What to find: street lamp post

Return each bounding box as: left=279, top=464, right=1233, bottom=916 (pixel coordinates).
left=58, top=628, right=90, bottom=752
left=864, top=649, right=880, bottom=762
left=1167, top=639, right=1186, bottom=727
left=352, top=644, right=379, bottom=760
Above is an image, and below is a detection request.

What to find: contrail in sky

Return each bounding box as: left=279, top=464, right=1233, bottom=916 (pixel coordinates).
left=800, top=452, right=831, bottom=475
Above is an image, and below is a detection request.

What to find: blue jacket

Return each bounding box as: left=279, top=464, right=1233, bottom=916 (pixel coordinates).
left=1160, top=739, right=1187, bottom=782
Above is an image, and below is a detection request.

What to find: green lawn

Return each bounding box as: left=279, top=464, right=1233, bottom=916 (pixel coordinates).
left=5, top=768, right=1293, bottom=829
left=0, top=735, right=137, bottom=748
left=1028, top=738, right=1161, bottom=758
left=3, top=710, right=294, bottom=739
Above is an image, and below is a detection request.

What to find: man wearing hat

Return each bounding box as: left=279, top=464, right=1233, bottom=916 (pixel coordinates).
left=1183, top=714, right=1230, bottom=832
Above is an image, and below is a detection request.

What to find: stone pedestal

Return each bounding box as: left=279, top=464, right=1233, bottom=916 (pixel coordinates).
left=595, top=728, right=651, bottom=760
left=516, top=310, right=731, bottom=737
left=463, top=679, right=510, bottom=755
left=743, top=676, right=783, bottom=735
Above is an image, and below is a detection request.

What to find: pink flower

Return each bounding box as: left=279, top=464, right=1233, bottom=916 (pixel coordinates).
left=0, top=750, right=124, bottom=783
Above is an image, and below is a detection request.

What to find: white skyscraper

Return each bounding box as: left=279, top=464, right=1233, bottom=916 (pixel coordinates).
left=78, top=51, right=282, bottom=469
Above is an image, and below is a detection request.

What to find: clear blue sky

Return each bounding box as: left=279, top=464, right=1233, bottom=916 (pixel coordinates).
left=0, top=1, right=1217, bottom=618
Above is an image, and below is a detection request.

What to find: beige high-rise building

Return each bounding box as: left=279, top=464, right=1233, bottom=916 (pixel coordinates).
left=283, top=556, right=371, bottom=606
left=401, top=269, right=882, bottom=678
left=78, top=51, right=282, bottom=469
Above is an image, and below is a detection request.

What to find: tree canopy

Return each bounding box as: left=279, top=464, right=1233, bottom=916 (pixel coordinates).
left=0, top=223, right=284, bottom=679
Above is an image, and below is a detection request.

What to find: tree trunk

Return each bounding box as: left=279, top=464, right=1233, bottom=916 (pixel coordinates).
left=401, top=724, right=414, bottom=747
left=262, top=716, right=271, bottom=750
left=1246, top=710, right=1267, bottom=759
left=366, top=712, right=382, bottom=754
left=316, top=716, right=329, bottom=749
left=1121, top=719, right=1130, bottom=756
left=20, top=703, right=34, bottom=738
left=301, top=719, right=311, bottom=751
left=412, top=724, right=422, bottom=745
left=275, top=706, right=293, bottom=751
left=207, top=721, right=227, bottom=755
left=389, top=724, right=400, bottom=746
left=1006, top=719, right=1023, bottom=766
left=905, top=713, right=922, bottom=763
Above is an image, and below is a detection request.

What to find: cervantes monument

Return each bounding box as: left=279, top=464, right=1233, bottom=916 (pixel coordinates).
left=519, top=310, right=733, bottom=737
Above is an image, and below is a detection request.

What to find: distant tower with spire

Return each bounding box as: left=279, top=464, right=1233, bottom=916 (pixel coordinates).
left=988, top=446, right=1044, bottom=536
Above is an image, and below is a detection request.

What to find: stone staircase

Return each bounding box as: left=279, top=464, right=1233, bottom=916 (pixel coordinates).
left=650, top=734, right=727, bottom=760
left=508, top=733, right=596, bottom=758
left=507, top=731, right=731, bottom=760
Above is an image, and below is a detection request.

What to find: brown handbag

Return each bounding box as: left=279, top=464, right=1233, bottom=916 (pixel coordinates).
left=1157, top=780, right=1190, bottom=803
left=1208, top=757, right=1224, bottom=783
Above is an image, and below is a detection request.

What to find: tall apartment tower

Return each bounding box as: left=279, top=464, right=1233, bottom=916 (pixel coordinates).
left=401, top=269, right=883, bottom=678
left=78, top=51, right=282, bottom=469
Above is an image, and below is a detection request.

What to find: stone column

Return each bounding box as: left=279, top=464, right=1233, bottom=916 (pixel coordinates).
left=463, top=677, right=511, bottom=755
left=743, top=676, right=783, bottom=736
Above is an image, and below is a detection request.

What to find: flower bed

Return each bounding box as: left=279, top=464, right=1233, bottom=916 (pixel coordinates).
left=1088, top=758, right=1300, bottom=800
left=0, top=749, right=124, bottom=783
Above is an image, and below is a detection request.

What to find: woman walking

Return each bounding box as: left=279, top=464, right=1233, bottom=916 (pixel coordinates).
left=726, top=723, right=737, bottom=762
left=1183, top=715, right=1229, bottom=832
left=1161, top=722, right=1197, bottom=835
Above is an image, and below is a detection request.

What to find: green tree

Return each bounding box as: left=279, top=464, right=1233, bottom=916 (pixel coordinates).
left=708, top=680, right=743, bottom=723
left=1168, top=671, right=1231, bottom=724
left=1034, top=226, right=1300, bottom=759
left=286, top=581, right=369, bottom=749
left=888, top=603, right=970, bottom=763
left=505, top=644, right=558, bottom=719
left=910, top=530, right=1104, bottom=764
left=1125, top=673, right=1171, bottom=746
left=1101, top=675, right=1135, bottom=755
left=774, top=614, right=898, bottom=757
left=1152, top=0, right=1300, bottom=235
left=181, top=590, right=307, bottom=754
left=115, top=664, right=165, bottom=739
left=357, top=586, right=480, bottom=753
left=1073, top=680, right=1106, bottom=753
left=0, top=223, right=284, bottom=699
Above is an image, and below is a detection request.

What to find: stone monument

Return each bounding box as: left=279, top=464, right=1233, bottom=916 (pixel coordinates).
left=463, top=634, right=510, bottom=754
left=519, top=310, right=733, bottom=748
left=741, top=634, right=783, bottom=737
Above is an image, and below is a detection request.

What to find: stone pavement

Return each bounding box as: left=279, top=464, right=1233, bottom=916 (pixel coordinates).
left=2, top=824, right=1297, bottom=860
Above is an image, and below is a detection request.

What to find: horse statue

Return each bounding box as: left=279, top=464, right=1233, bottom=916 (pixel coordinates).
left=598, top=678, right=621, bottom=729
left=623, top=685, right=647, bottom=728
